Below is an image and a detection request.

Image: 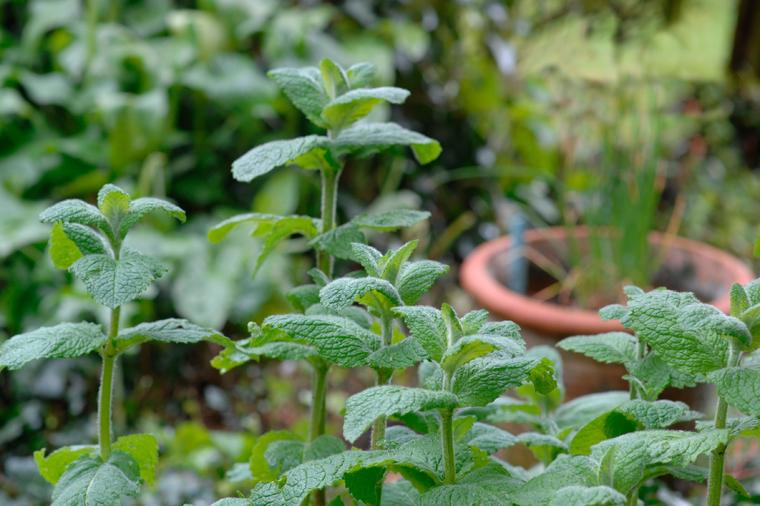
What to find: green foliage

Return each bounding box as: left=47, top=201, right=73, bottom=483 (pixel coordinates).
left=0, top=322, right=106, bottom=371
left=51, top=452, right=141, bottom=506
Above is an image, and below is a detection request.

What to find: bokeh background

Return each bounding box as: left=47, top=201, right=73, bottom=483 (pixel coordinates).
left=1, top=0, right=759, bottom=504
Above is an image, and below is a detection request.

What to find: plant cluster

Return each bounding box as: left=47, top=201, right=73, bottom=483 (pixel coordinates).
left=2, top=57, right=760, bottom=506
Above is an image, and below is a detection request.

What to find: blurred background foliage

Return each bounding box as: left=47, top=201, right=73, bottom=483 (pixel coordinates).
left=0, top=0, right=758, bottom=503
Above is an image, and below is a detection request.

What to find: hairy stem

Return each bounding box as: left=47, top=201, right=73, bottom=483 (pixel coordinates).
left=370, top=313, right=394, bottom=449
left=316, top=168, right=341, bottom=277
left=309, top=361, right=329, bottom=441
left=440, top=408, right=456, bottom=484
left=707, top=341, right=741, bottom=506
left=630, top=339, right=647, bottom=400
left=98, top=306, right=120, bottom=461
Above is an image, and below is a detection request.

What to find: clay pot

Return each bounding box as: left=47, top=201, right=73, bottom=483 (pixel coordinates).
left=460, top=227, right=755, bottom=401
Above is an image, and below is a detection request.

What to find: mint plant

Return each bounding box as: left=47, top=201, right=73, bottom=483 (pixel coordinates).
left=0, top=184, right=230, bottom=504
left=208, top=59, right=441, bottom=505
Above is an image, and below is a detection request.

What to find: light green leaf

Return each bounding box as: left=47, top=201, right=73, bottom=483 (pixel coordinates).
left=49, top=222, right=84, bottom=269
left=97, top=184, right=131, bottom=226
left=346, top=63, right=376, bottom=88
left=319, top=58, right=349, bottom=99
left=394, top=306, right=447, bottom=362
left=554, top=392, right=630, bottom=430
left=460, top=310, right=490, bottom=335
left=320, top=276, right=402, bottom=311
left=620, top=289, right=728, bottom=376
left=232, top=136, right=330, bottom=182
left=116, top=318, right=231, bottom=351
left=452, top=356, right=538, bottom=407
left=395, top=260, right=449, bottom=305
left=549, top=486, right=626, bottom=506
left=265, top=440, right=305, bottom=476
left=250, top=431, right=301, bottom=483
left=352, top=209, right=429, bottom=232
left=70, top=249, right=168, bottom=308
left=39, top=199, right=110, bottom=232
left=278, top=451, right=367, bottom=504
left=417, top=483, right=510, bottom=505
left=709, top=367, right=760, bottom=416
left=334, top=122, right=442, bottom=164
left=343, top=386, right=458, bottom=443
left=264, top=314, right=379, bottom=367
left=321, top=87, right=409, bottom=130
left=211, top=337, right=317, bottom=373
left=310, top=224, right=366, bottom=260
left=558, top=332, right=638, bottom=367
left=112, top=434, right=158, bottom=486
left=441, top=334, right=525, bottom=374
left=51, top=452, right=141, bottom=506
left=381, top=480, right=420, bottom=506
left=268, top=67, right=330, bottom=127
left=0, top=322, right=106, bottom=371
left=208, top=213, right=319, bottom=244
left=463, top=422, right=518, bottom=454
left=349, top=243, right=382, bottom=277
left=34, top=446, right=96, bottom=484
left=367, top=338, right=426, bottom=369
left=119, top=197, right=185, bottom=237
left=511, top=455, right=598, bottom=506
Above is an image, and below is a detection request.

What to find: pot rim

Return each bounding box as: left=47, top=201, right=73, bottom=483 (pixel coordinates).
left=460, top=227, right=755, bottom=336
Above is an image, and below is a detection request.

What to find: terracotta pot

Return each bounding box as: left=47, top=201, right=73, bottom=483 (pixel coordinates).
left=460, top=227, right=755, bottom=401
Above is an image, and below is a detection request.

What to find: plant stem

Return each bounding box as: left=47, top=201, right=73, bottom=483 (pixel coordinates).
left=370, top=313, right=394, bottom=448
left=316, top=168, right=340, bottom=277
left=309, top=361, right=329, bottom=442
left=707, top=342, right=741, bottom=506
left=440, top=408, right=456, bottom=484
left=630, top=339, right=647, bottom=400
left=98, top=306, right=120, bottom=461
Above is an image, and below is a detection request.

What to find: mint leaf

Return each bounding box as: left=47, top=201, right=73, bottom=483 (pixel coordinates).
left=554, top=392, right=630, bottom=430
left=264, top=314, right=380, bottom=367
left=417, top=483, right=510, bottom=505
left=51, top=452, right=141, bottom=506
left=367, top=338, right=426, bottom=369
left=346, top=63, right=376, bottom=88
left=319, top=277, right=402, bottom=311
left=34, top=446, right=96, bottom=484
left=511, top=455, right=597, bottom=506
left=441, top=334, right=524, bottom=374
left=119, top=197, right=185, bottom=237
left=396, top=260, right=449, bottom=305
left=344, top=467, right=385, bottom=505
left=211, top=338, right=317, bottom=373
left=319, top=59, right=350, bottom=99
left=57, top=222, right=107, bottom=257
left=709, top=367, right=760, bottom=416
left=349, top=243, right=382, bottom=277
left=286, top=284, right=321, bottom=313
left=40, top=199, right=110, bottom=233
left=352, top=209, right=430, bottom=232
left=116, top=318, right=230, bottom=350
left=209, top=212, right=319, bottom=243
left=558, top=332, right=637, bottom=367
left=232, top=136, right=329, bottom=182
left=70, top=250, right=167, bottom=308
left=321, top=87, right=410, bottom=130
left=463, top=422, right=518, bottom=454
left=334, top=122, right=442, bottom=164
left=343, top=386, right=458, bottom=443
left=112, top=434, right=158, bottom=486
left=394, top=306, right=447, bottom=362
left=268, top=67, right=329, bottom=127
left=250, top=431, right=301, bottom=483
left=452, top=356, right=538, bottom=406
left=276, top=451, right=367, bottom=504
left=549, top=486, right=626, bottom=506
left=0, top=322, right=106, bottom=371
left=49, top=222, right=84, bottom=269
left=381, top=480, right=420, bottom=506
left=97, top=184, right=130, bottom=228
left=310, top=224, right=366, bottom=260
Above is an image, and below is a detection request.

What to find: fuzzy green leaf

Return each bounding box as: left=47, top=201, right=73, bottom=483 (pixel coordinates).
left=264, top=314, right=379, bottom=367
left=396, top=260, right=449, bottom=305
left=97, top=184, right=131, bottom=226
left=344, top=466, right=385, bottom=505
left=343, top=386, right=458, bottom=443
left=512, top=455, right=598, bottom=506
left=321, top=87, right=409, bottom=130
left=549, top=486, right=626, bottom=506
left=276, top=451, right=367, bottom=504
left=319, top=59, right=350, bottom=99
left=394, top=306, right=447, bottom=362
left=0, top=322, right=106, bottom=371
left=554, top=392, right=630, bottom=430
left=352, top=209, right=429, bottom=232
left=70, top=250, right=167, bottom=308
left=558, top=332, right=638, bottom=367
left=463, top=422, right=518, bottom=453
left=112, top=434, right=158, bottom=486
left=49, top=222, right=84, bottom=269
left=367, top=338, right=426, bottom=369
left=709, top=367, right=760, bottom=416
left=51, top=452, right=141, bottom=506
left=319, top=276, right=402, bottom=311
left=349, top=243, right=382, bottom=277
left=40, top=199, right=110, bottom=232
left=268, top=67, right=330, bottom=127
left=452, top=356, right=538, bottom=407
left=334, top=122, right=442, bottom=164
left=34, top=446, right=96, bottom=484
left=116, top=318, right=230, bottom=350
left=310, top=224, right=366, bottom=260
left=119, top=197, right=185, bottom=237
left=417, top=483, right=511, bottom=506
left=441, top=334, right=523, bottom=374
left=232, top=136, right=330, bottom=182
left=208, top=213, right=319, bottom=244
